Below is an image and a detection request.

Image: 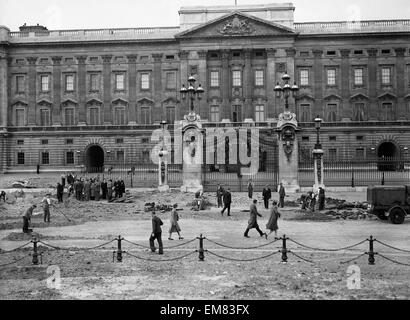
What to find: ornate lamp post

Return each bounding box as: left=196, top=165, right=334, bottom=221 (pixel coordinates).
left=313, top=116, right=324, bottom=191
left=274, top=72, right=299, bottom=110
left=158, top=120, right=169, bottom=192
left=180, top=75, right=204, bottom=114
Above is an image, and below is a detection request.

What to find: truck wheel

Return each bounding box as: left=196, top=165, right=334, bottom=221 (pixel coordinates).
left=389, top=208, right=405, bottom=224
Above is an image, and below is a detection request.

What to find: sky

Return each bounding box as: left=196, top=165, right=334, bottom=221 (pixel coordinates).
left=1, top=0, right=409, bottom=31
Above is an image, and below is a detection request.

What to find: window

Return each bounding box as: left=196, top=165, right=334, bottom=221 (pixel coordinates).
left=165, top=55, right=174, bottom=60
left=210, top=52, right=219, bottom=58
left=41, top=152, right=49, bottom=165
left=326, top=103, right=337, bottom=122
left=66, top=151, right=74, bottom=165
left=354, top=68, right=363, bottom=86
left=66, top=139, right=73, bottom=145
left=300, top=51, right=309, bottom=57
left=255, top=51, right=264, bottom=57
left=328, top=148, right=337, bottom=160
left=381, top=49, right=391, bottom=55
left=65, top=57, right=74, bottom=64
left=381, top=102, right=394, bottom=121
left=255, top=70, right=264, bottom=86
left=210, top=106, right=219, bottom=122
left=381, top=67, right=391, bottom=85
left=355, top=148, right=365, bottom=159
left=90, top=74, right=99, bottom=91
left=255, top=105, right=265, bottom=122
left=210, top=71, right=219, bottom=87
left=65, top=75, right=74, bottom=91
left=114, top=107, right=126, bottom=125
left=232, top=70, right=241, bottom=87
left=40, top=109, right=50, bottom=126
left=140, top=55, right=149, bottom=61
left=89, top=57, right=98, bottom=63
left=142, top=150, right=150, bottom=163
left=17, top=152, right=25, bottom=164
left=232, top=105, right=242, bottom=122
left=353, top=103, right=365, bottom=121
left=40, top=75, right=49, bottom=92
left=165, top=72, right=176, bottom=90
left=40, top=58, right=48, bottom=64
left=116, top=138, right=124, bottom=144
left=299, top=104, right=311, bottom=122
left=141, top=137, right=149, bottom=143
left=232, top=52, right=241, bottom=58
left=166, top=106, right=175, bottom=123
left=41, top=139, right=48, bottom=145
left=89, top=107, right=100, bottom=125
left=356, top=136, right=364, bottom=141
left=16, top=109, right=25, bottom=126
left=354, top=50, right=363, bottom=55
left=326, top=50, right=336, bottom=56
left=16, top=59, right=25, bottom=65
left=329, top=136, right=336, bottom=141
left=16, top=76, right=25, bottom=93
left=300, top=69, right=309, bottom=86
left=302, top=136, right=309, bottom=141
left=64, top=108, right=75, bottom=126
left=17, top=140, right=24, bottom=145
left=141, top=73, right=150, bottom=89
left=327, top=69, right=336, bottom=86
left=116, top=150, right=124, bottom=163
left=140, top=107, right=150, bottom=124
left=115, top=74, right=125, bottom=90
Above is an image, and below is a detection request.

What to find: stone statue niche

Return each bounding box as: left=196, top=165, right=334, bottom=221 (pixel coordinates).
left=276, top=110, right=300, bottom=192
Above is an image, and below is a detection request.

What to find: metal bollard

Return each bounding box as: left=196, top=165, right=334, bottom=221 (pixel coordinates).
left=280, top=234, right=289, bottom=263
left=32, top=237, right=39, bottom=265
left=197, top=234, right=205, bottom=261
left=116, top=235, right=124, bottom=262
left=367, top=235, right=376, bottom=265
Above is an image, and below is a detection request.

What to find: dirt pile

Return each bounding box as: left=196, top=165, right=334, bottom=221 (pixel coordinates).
left=144, top=202, right=177, bottom=212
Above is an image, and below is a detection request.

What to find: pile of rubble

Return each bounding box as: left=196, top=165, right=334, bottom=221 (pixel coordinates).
left=303, top=198, right=371, bottom=220
left=144, top=202, right=178, bottom=212
left=108, top=191, right=134, bottom=203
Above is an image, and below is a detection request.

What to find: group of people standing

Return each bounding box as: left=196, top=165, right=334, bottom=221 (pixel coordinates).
left=56, top=172, right=126, bottom=203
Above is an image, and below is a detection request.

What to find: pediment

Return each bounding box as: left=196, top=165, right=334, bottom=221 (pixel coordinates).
left=378, top=92, right=397, bottom=100
left=175, top=12, right=296, bottom=39
left=324, top=94, right=342, bottom=101
left=37, top=98, right=53, bottom=106
left=161, top=97, right=178, bottom=104
left=349, top=93, right=369, bottom=101
left=112, top=98, right=128, bottom=105
left=61, top=98, right=78, bottom=106
left=298, top=94, right=315, bottom=101
left=86, top=98, right=103, bottom=105
left=11, top=100, right=28, bottom=107
left=137, top=97, right=154, bottom=105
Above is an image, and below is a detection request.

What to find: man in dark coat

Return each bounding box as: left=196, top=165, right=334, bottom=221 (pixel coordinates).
left=247, top=179, right=254, bottom=199
left=22, top=204, right=39, bottom=233
left=244, top=199, right=266, bottom=238
left=56, top=183, right=64, bottom=203
left=262, top=185, right=272, bottom=209
left=149, top=211, right=164, bottom=254
left=318, top=187, right=326, bottom=210
left=216, top=184, right=224, bottom=208
left=221, top=188, right=232, bottom=216
left=278, top=183, right=286, bottom=208
left=101, top=179, right=108, bottom=200
left=120, top=180, right=125, bottom=197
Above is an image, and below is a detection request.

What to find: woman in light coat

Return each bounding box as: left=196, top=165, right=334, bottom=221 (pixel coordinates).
left=266, top=200, right=280, bottom=239
left=168, top=204, right=183, bottom=240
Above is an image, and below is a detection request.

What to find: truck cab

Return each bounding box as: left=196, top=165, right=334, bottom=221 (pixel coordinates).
left=367, top=185, right=410, bottom=224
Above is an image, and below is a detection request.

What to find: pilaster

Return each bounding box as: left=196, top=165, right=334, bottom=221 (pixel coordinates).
left=102, top=55, right=113, bottom=124
left=51, top=56, right=62, bottom=126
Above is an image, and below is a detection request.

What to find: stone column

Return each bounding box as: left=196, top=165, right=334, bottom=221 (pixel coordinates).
left=340, top=49, right=351, bottom=120
left=221, top=49, right=230, bottom=121
left=367, top=48, right=378, bottom=120
left=51, top=56, right=62, bottom=126
left=266, top=49, right=277, bottom=119
left=244, top=49, right=253, bottom=120
left=312, top=50, right=323, bottom=118
left=178, top=50, right=189, bottom=118
left=76, top=55, right=87, bottom=125
left=127, top=54, right=137, bottom=124
left=197, top=50, right=208, bottom=120
left=27, top=57, right=38, bottom=125
left=285, top=48, right=296, bottom=113
left=102, top=55, right=113, bottom=124
left=152, top=53, right=163, bottom=122
left=394, top=47, right=406, bottom=120
left=0, top=53, right=8, bottom=128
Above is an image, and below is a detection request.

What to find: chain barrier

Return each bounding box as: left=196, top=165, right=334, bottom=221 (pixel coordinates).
left=287, top=238, right=367, bottom=252
left=374, top=240, right=410, bottom=253
left=205, top=237, right=279, bottom=250
left=340, top=253, right=368, bottom=265
left=122, top=239, right=151, bottom=249
left=288, top=251, right=315, bottom=264
left=38, top=239, right=116, bottom=251
left=207, top=250, right=280, bottom=262
left=123, top=250, right=196, bottom=262
left=0, top=255, right=29, bottom=267
left=377, top=253, right=410, bottom=267
left=0, top=241, right=32, bottom=254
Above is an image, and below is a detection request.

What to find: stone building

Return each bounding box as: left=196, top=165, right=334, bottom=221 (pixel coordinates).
left=0, top=2, right=409, bottom=187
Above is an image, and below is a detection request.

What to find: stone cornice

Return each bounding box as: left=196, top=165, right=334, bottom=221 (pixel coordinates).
left=26, top=57, right=37, bottom=65
left=152, top=53, right=163, bottom=62
left=101, top=55, right=113, bottom=63
left=75, top=55, right=87, bottom=64
left=126, top=54, right=138, bottom=63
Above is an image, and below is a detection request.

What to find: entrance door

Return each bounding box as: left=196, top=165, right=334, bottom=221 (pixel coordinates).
left=233, top=105, right=242, bottom=123
left=86, top=145, right=104, bottom=172
left=377, top=141, right=398, bottom=171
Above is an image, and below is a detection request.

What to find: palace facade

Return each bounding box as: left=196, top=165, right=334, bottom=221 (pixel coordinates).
left=0, top=3, right=410, bottom=176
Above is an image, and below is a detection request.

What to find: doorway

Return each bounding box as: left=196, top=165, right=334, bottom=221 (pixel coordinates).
left=86, top=145, right=104, bottom=172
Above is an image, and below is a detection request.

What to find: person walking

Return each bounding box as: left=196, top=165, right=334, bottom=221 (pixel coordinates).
left=0, top=190, right=6, bottom=202
left=244, top=199, right=266, bottom=238
left=221, top=188, right=232, bottom=216
left=42, top=194, right=52, bottom=223
left=266, top=200, right=280, bottom=239
left=56, top=183, right=64, bottom=203
left=262, top=185, right=272, bottom=209
left=216, top=184, right=224, bottom=208
left=149, top=211, right=164, bottom=254
left=318, top=187, right=326, bottom=211
left=247, top=179, right=254, bottom=199
left=168, top=204, right=183, bottom=240
left=278, top=183, right=286, bottom=208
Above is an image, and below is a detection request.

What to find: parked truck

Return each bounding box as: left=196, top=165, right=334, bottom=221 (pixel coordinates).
left=367, top=185, right=410, bottom=224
